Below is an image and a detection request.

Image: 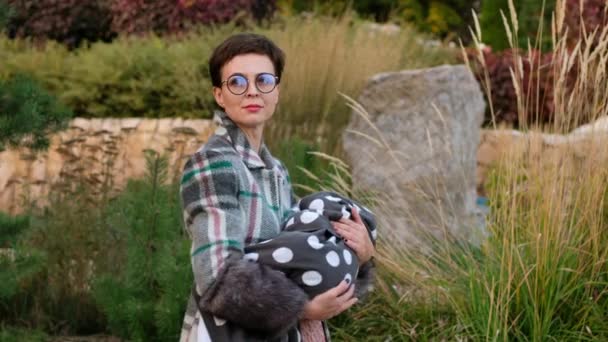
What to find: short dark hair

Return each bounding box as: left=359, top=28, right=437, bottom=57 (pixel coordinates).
left=208, top=33, right=285, bottom=87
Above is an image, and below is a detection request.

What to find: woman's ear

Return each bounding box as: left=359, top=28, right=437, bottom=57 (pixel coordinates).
left=213, top=87, right=224, bottom=108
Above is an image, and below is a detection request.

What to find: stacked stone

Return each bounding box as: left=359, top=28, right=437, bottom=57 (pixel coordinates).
left=0, top=118, right=214, bottom=214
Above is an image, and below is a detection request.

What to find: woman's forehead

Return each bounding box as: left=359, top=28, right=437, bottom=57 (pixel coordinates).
left=222, top=53, right=275, bottom=76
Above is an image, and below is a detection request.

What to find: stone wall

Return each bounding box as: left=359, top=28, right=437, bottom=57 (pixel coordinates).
left=477, top=116, right=608, bottom=195
left=0, top=118, right=214, bottom=214
left=2, top=115, right=606, bottom=216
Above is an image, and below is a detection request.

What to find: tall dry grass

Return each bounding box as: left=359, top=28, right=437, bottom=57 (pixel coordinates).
left=325, top=1, right=608, bottom=340
left=261, top=14, right=455, bottom=155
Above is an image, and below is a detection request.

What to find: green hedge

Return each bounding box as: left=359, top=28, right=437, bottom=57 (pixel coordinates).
left=0, top=29, right=231, bottom=119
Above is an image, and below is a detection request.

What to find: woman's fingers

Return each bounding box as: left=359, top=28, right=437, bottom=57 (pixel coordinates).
left=328, top=279, right=351, bottom=298
left=351, top=206, right=364, bottom=224
left=334, top=227, right=356, bottom=241
left=337, top=282, right=355, bottom=301
left=333, top=220, right=353, bottom=231
left=332, top=284, right=357, bottom=316
left=344, top=239, right=360, bottom=251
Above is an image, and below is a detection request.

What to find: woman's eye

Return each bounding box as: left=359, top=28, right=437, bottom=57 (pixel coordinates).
left=257, top=74, right=275, bottom=85
left=229, top=76, right=247, bottom=87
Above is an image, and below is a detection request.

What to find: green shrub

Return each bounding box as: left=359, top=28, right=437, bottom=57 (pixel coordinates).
left=479, top=0, right=510, bottom=51
left=0, top=73, right=72, bottom=151
left=0, top=0, right=14, bottom=28
left=0, top=212, right=45, bottom=307
left=6, top=184, right=119, bottom=333
left=92, top=151, right=191, bottom=341
left=0, top=327, right=47, bottom=342
left=425, top=1, right=463, bottom=37
left=0, top=32, right=220, bottom=119
left=396, top=0, right=471, bottom=39
left=480, top=0, right=554, bottom=51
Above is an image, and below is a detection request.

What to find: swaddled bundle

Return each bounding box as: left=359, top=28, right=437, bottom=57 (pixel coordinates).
left=243, top=191, right=377, bottom=298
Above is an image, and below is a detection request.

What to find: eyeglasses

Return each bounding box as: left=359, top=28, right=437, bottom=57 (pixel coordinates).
left=221, top=73, right=279, bottom=95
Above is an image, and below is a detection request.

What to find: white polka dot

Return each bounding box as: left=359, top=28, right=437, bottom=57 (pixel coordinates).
left=214, top=316, right=227, bottom=326
left=300, top=211, right=319, bottom=224
left=215, top=126, right=227, bottom=135
left=272, top=247, right=293, bottom=263
left=326, top=251, right=340, bottom=267
left=286, top=217, right=295, bottom=227
left=243, top=253, right=259, bottom=262
left=309, top=199, right=325, bottom=213
left=341, top=206, right=351, bottom=220
left=344, top=273, right=352, bottom=284
left=307, top=235, right=324, bottom=250
left=328, top=236, right=337, bottom=245
left=343, top=250, right=353, bottom=265
left=302, top=271, right=323, bottom=286
left=325, top=195, right=342, bottom=202
left=371, top=229, right=377, bottom=240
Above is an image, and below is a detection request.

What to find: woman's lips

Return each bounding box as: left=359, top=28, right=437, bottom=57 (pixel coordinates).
left=243, top=105, right=262, bottom=112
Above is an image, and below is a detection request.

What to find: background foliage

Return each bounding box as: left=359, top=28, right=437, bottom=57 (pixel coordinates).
left=469, top=0, right=606, bottom=128
left=3, top=0, right=608, bottom=340
left=0, top=74, right=72, bottom=151
left=3, top=0, right=276, bottom=48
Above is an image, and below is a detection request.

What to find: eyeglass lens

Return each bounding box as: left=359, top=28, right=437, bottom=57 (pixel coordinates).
left=226, top=73, right=277, bottom=95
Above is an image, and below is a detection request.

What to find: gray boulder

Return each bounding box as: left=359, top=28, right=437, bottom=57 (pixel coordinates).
left=342, top=64, right=485, bottom=245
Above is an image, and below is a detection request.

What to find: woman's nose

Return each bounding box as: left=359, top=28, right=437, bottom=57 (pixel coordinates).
left=245, top=81, right=259, bottom=97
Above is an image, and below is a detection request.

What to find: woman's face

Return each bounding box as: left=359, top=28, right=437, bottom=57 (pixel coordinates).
left=213, top=53, right=280, bottom=130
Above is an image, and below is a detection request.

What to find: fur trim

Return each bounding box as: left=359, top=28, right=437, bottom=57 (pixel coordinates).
left=355, top=260, right=376, bottom=300
left=199, top=254, right=308, bottom=337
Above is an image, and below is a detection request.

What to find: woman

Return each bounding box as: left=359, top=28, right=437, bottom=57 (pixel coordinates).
left=179, top=33, right=375, bottom=342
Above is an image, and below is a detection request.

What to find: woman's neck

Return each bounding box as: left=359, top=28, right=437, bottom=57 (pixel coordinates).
left=237, top=124, right=264, bottom=154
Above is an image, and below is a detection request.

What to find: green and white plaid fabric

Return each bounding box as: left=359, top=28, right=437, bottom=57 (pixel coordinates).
left=179, top=110, right=297, bottom=340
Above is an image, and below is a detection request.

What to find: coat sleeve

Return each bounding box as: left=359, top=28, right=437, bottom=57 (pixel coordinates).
left=180, top=150, right=308, bottom=336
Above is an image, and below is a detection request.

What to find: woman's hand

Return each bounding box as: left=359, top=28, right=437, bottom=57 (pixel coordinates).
left=301, top=281, right=357, bottom=320
left=332, top=207, right=375, bottom=264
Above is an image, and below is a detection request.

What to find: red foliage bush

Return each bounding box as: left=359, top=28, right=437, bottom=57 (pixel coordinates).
left=5, top=0, right=276, bottom=46
left=111, top=0, right=276, bottom=36
left=466, top=1, right=606, bottom=128
left=6, top=0, right=114, bottom=48
left=467, top=48, right=556, bottom=127
left=563, top=0, right=608, bottom=49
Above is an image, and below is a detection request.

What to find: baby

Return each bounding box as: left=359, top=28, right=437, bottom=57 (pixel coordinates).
left=243, top=191, right=377, bottom=298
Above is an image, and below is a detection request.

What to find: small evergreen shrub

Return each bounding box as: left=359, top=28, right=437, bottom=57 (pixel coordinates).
left=92, top=151, right=191, bottom=341
left=0, top=73, right=72, bottom=151
left=0, top=212, right=44, bottom=306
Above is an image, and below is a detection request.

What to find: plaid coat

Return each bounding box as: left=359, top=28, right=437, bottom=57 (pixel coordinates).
left=179, top=111, right=328, bottom=341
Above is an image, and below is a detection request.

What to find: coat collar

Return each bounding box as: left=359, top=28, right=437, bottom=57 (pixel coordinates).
left=213, top=110, right=276, bottom=170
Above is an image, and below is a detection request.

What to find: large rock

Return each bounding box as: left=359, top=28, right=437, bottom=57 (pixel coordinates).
left=0, top=118, right=214, bottom=214
left=343, top=64, right=485, bottom=244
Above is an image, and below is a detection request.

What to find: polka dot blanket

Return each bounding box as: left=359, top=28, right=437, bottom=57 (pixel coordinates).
left=243, top=191, right=377, bottom=298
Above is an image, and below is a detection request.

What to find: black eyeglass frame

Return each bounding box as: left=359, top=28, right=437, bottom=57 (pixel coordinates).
left=220, top=72, right=280, bottom=95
